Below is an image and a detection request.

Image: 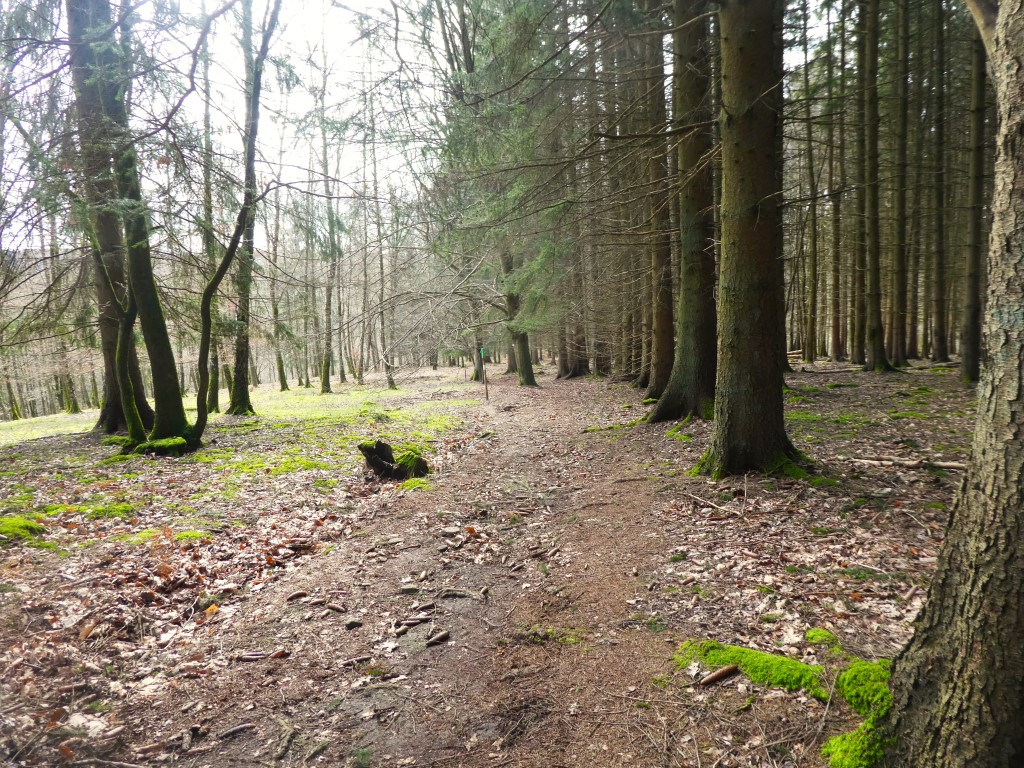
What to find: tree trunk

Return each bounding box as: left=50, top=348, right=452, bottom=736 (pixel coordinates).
left=227, top=0, right=257, bottom=416
left=862, top=0, right=892, bottom=372
left=885, top=3, right=1024, bottom=764
left=643, top=0, right=674, bottom=399
left=696, top=0, right=797, bottom=478
left=961, top=27, right=986, bottom=384
left=930, top=0, right=950, bottom=362
left=650, top=0, right=715, bottom=423
left=887, top=0, right=910, bottom=366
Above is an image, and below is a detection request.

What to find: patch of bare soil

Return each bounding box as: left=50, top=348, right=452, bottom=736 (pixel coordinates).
left=1, top=362, right=971, bottom=768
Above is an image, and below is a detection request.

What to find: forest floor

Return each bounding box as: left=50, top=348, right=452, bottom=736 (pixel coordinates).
left=0, top=361, right=973, bottom=768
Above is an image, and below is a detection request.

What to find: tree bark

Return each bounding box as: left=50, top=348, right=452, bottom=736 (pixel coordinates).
left=862, top=0, right=893, bottom=372
left=696, top=0, right=797, bottom=477
left=650, top=0, right=715, bottom=423
left=886, top=3, right=1024, bottom=765
left=961, top=27, right=986, bottom=384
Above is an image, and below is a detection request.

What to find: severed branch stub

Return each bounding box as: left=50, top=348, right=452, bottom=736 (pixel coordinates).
left=358, top=440, right=429, bottom=480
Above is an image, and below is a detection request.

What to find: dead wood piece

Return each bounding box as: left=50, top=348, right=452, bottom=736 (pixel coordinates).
left=218, top=723, right=256, bottom=739
left=285, top=590, right=308, bottom=601
left=851, top=456, right=966, bottom=470
left=273, top=720, right=297, bottom=761
left=699, top=664, right=740, bottom=687
left=437, top=588, right=472, bottom=599
left=341, top=655, right=372, bottom=667
left=303, top=740, right=330, bottom=763
left=426, top=629, right=450, bottom=646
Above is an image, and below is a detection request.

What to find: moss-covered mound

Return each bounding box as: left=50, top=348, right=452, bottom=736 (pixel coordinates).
left=674, top=639, right=829, bottom=701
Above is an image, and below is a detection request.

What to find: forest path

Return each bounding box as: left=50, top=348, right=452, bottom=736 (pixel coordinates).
left=2, top=363, right=969, bottom=767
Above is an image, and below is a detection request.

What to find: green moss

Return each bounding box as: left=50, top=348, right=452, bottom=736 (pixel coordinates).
left=113, top=528, right=161, bottom=545
left=810, top=476, right=840, bottom=488
left=887, top=411, right=928, bottom=420
left=666, top=424, right=692, bottom=442
left=835, top=660, right=892, bottom=717
left=134, top=436, right=188, bottom=456
left=674, top=640, right=828, bottom=701
left=99, top=453, right=136, bottom=466
left=822, top=660, right=893, bottom=768
left=642, top=397, right=658, bottom=404
left=0, top=514, right=46, bottom=543
left=394, top=447, right=429, bottom=478
left=805, top=628, right=840, bottom=647
left=270, top=456, right=332, bottom=474
left=101, top=436, right=134, bottom=447
left=85, top=502, right=135, bottom=520
left=174, top=530, right=210, bottom=542
left=399, top=477, right=432, bottom=492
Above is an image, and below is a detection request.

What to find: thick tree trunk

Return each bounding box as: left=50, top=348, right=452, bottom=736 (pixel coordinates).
left=696, top=0, right=797, bottom=477
left=886, top=3, right=1024, bottom=765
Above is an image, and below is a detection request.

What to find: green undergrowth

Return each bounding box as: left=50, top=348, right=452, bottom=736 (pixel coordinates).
left=676, top=634, right=894, bottom=768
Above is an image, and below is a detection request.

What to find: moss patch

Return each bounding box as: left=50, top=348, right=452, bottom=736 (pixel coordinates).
left=805, top=628, right=840, bottom=648
left=399, top=477, right=432, bottom=492
left=822, top=660, right=893, bottom=768
left=84, top=502, right=135, bottom=521
left=666, top=424, right=692, bottom=442
left=0, top=514, right=46, bottom=543
left=674, top=640, right=828, bottom=701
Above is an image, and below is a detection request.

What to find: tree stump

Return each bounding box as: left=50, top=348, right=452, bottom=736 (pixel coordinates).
left=358, top=440, right=429, bottom=480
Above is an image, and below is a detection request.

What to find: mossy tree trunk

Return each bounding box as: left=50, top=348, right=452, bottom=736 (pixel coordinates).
left=885, top=3, right=1024, bottom=765
left=696, top=0, right=797, bottom=478
left=66, top=0, right=153, bottom=436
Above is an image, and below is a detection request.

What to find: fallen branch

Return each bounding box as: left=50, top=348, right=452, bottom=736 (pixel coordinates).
left=851, top=456, right=966, bottom=471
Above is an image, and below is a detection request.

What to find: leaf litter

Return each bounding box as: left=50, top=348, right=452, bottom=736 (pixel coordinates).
left=0, top=363, right=970, bottom=766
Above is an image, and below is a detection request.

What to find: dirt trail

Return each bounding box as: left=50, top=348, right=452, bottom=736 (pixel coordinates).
left=4, top=364, right=965, bottom=768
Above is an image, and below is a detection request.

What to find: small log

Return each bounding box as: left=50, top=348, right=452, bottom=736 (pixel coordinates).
left=699, top=664, right=740, bottom=687
left=851, top=456, right=966, bottom=470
